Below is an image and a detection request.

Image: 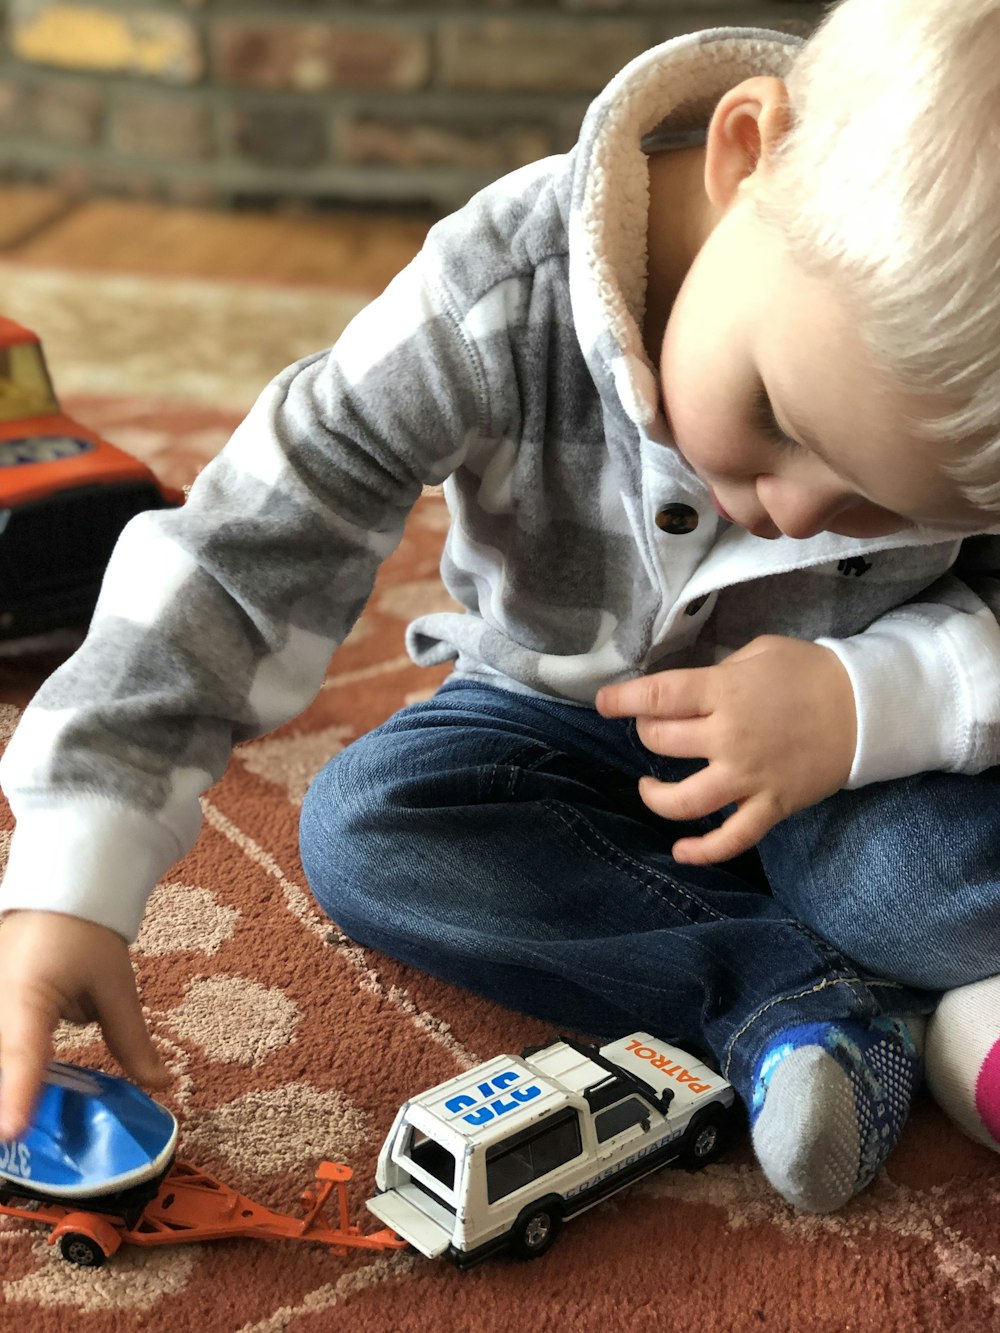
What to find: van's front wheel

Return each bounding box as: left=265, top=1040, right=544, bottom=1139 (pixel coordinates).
left=678, top=1105, right=731, bottom=1169
left=510, top=1202, right=562, bottom=1260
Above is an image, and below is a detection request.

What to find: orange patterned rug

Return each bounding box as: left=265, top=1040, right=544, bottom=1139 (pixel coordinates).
left=0, top=268, right=998, bottom=1332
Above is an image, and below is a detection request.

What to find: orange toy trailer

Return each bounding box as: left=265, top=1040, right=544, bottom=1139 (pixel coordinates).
left=0, top=1159, right=407, bottom=1267
left=0, top=315, right=184, bottom=640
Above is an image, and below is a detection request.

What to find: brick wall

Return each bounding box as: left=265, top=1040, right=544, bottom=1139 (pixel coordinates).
left=0, top=1, right=825, bottom=211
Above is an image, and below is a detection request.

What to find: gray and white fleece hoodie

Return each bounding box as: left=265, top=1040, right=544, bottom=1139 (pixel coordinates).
left=4, top=27, right=1000, bottom=942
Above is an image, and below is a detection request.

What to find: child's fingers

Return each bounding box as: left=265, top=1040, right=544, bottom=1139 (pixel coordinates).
left=637, top=768, right=736, bottom=824
left=671, top=797, right=779, bottom=866
left=597, top=669, right=714, bottom=720
left=0, top=1001, right=56, bottom=1140
left=95, top=967, right=170, bottom=1089
left=634, top=715, right=707, bottom=757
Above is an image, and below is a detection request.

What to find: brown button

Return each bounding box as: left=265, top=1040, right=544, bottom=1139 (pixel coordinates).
left=655, top=503, right=699, bottom=535
left=685, top=595, right=709, bottom=616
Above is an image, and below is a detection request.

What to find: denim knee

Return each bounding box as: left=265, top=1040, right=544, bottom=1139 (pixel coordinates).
left=299, top=734, right=389, bottom=923
left=760, top=776, right=1000, bottom=990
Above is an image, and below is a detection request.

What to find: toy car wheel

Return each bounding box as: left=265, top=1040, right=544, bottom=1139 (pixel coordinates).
left=510, top=1203, right=562, bottom=1260
left=59, top=1232, right=108, bottom=1267
left=678, top=1106, right=730, bottom=1169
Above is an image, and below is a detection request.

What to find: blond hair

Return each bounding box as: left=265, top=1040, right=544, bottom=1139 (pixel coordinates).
left=756, top=0, right=1000, bottom=509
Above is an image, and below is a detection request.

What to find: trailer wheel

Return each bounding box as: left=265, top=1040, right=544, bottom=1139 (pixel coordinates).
left=59, top=1232, right=107, bottom=1267
left=510, top=1202, right=562, bottom=1260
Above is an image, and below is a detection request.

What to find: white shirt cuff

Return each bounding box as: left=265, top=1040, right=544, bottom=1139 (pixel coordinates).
left=0, top=804, right=186, bottom=942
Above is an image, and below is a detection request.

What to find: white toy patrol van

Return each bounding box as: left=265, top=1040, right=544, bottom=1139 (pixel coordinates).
left=366, top=1032, right=738, bottom=1267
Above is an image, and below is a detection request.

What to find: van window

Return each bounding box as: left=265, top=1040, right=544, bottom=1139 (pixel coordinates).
left=594, top=1097, right=649, bottom=1143
left=584, top=1071, right=636, bottom=1114
left=408, top=1128, right=457, bottom=1192
left=485, top=1108, right=582, bottom=1204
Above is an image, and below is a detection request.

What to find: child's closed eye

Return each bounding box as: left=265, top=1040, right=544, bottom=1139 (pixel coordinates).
left=751, top=384, right=802, bottom=452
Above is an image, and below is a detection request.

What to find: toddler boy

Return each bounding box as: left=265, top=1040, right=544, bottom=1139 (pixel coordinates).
left=2, top=0, right=1000, bottom=1212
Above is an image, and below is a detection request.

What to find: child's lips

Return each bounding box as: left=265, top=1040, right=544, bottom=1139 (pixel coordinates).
left=708, top=488, right=782, bottom=539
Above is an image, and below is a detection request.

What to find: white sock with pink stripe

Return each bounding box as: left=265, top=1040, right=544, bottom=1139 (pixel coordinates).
left=925, top=976, right=1000, bottom=1150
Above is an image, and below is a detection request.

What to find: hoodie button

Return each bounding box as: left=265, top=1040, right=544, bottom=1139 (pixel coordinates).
left=655, top=503, right=699, bottom=535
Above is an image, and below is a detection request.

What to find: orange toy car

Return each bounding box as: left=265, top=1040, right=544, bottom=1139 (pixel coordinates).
left=0, top=315, right=184, bottom=640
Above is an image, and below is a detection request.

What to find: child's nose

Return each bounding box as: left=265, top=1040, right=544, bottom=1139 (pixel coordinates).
left=762, top=484, right=845, bottom=540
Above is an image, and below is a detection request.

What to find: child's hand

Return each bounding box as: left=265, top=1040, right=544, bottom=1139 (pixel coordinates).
left=0, top=911, right=170, bottom=1140
left=596, top=635, right=856, bottom=865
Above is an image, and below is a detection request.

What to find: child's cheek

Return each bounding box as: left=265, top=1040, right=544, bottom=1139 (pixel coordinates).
left=662, top=308, right=740, bottom=469
left=662, top=371, right=729, bottom=475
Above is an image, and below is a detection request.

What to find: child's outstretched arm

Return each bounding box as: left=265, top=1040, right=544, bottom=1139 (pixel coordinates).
left=596, top=634, right=856, bottom=864
left=0, top=911, right=169, bottom=1139
left=0, top=209, right=496, bottom=1133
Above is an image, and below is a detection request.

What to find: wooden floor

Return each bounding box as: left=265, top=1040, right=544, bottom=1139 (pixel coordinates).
left=0, top=185, right=434, bottom=293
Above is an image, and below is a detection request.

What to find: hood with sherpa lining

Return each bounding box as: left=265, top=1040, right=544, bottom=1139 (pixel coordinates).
left=569, top=27, right=801, bottom=434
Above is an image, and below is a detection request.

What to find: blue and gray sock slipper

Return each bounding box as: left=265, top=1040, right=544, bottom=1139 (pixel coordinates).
left=749, top=1015, right=923, bottom=1213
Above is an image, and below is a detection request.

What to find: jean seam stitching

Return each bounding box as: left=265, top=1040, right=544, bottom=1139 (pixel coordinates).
left=479, top=758, right=534, bottom=801
left=521, top=748, right=563, bottom=773
left=541, top=799, right=727, bottom=923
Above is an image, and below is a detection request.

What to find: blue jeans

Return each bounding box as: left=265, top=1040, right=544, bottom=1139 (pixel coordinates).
left=299, top=679, right=1000, bottom=1099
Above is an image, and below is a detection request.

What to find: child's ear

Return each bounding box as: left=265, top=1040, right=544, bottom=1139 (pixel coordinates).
left=704, top=76, right=792, bottom=212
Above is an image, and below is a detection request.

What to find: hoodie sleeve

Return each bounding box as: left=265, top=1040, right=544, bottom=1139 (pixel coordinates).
left=0, top=247, right=490, bottom=941
left=817, top=535, right=1000, bottom=788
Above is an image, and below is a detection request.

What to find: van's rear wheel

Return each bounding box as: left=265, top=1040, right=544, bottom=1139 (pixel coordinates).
left=510, top=1203, right=561, bottom=1260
